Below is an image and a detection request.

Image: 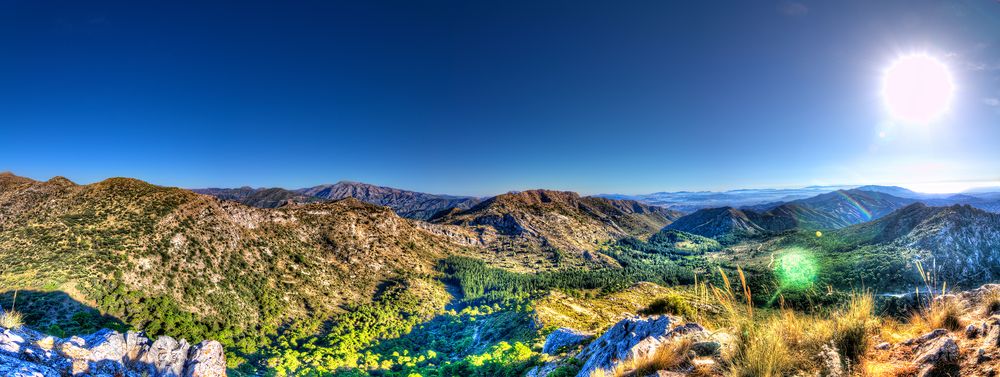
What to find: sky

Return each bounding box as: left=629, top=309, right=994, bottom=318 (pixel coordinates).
left=1, top=0, right=999, bottom=196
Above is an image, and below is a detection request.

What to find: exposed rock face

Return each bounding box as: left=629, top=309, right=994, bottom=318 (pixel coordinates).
left=574, top=315, right=704, bottom=377
left=0, top=326, right=225, bottom=377
left=542, top=328, right=592, bottom=355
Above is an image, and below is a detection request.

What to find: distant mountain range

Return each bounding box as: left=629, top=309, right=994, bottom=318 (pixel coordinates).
left=664, top=189, right=917, bottom=239
left=599, top=184, right=1000, bottom=213
left=194, top=181, right=481, bottom=220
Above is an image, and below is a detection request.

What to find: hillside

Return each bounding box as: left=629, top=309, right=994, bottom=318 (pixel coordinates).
left=0, top=172, right=473, bottom=362
left=194, top=181, right=481, bottom=220
left=192, top=186, right=322, bottom=208
left=432, top=190, right=683, bottom=260
left=296, top=181, right=482, bottom=220
left=666, top=189, right=914, bottom=240
left=833, top=203, right=1000, bottom=287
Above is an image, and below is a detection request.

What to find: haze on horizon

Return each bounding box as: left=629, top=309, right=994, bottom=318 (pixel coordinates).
left=2, top=0, right=999, bottom=196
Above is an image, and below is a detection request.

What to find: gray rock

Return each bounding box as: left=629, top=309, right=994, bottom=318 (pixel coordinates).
left=967, top=323, right=982, bottom=339
left=0, top=325, right=224, bottom=377
left=903, top=328, right=948, bottom=346
left=82, top=329, right=128, bottom=374
left=139, top=336, right=191, bottom=377
left=0, top=353, right=60, bottom=377
left=542, top=328, right=592, bottom=355
left=183, top=341, right=226, bottom=377
left=912, top=335, right=959, bottom=377
left=575, top=316, right=704, bottom=377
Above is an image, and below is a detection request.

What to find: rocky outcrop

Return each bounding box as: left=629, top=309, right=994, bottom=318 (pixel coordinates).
left=574, top=316, right=705, bottom=377
left=541, top=328, right=592, bottom=355
left=0, top=325, right=225, bottom=377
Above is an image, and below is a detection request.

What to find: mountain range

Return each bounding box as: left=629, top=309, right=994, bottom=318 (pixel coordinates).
left=8, top=171, right=1000, bottom=375
left=600, top=184, right=1000, bottom=213
left=663, top=189, right=917, bottom=239
left=194, top=181, right=481, bottom=220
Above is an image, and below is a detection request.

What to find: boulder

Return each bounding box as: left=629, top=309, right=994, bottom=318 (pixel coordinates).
left=912, top=335, right=959, bottom=377
left=138, top=336, right=191, bottom=377
left=542, top=328, right=592, bottom=355
left=183, top=341, right=227, bottom=377
left=574, top=315, right=704, bottom=377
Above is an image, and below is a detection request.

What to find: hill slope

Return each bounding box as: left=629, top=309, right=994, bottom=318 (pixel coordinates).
left=296, top=181, right=481, bottom=220
left=195, top=181, right=481, bottom=220
left=432, top=190, right=683, bottom=259
left=192, top=186, right=322, bottom=208
left=666, top=189, right=914, bottom=239
left=0, top=173, right=470, bottom=355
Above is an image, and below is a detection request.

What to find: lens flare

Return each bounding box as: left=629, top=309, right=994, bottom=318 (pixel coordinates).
left=834, top=191, right=872, bottom=221
left=775, top=248, right=818, bottom=290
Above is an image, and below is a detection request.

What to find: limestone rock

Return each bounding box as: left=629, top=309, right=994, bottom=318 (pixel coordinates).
left=138, top=336, right=191, bottom=377
left=542, top=328, right=592, bottom=355
left=0, top=353, right=60, bottom=377
left=912, top=335, right=959, bottom=377
left=574, top=315, right=704, bottom=377
left=184, top=341, right=227, bottom=377
left=0, top=325, right=225, bottom=377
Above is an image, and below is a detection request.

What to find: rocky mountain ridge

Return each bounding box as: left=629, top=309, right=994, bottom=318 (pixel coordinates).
left=195, top=181, right=481, bottom=220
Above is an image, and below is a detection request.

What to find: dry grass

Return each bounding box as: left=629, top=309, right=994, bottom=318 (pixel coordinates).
left=0, top=310, right=24, bottom=329
left=983, top=287, right=1000, bottom=316
left=609, top=337, right=694, bottom=377
left=707, top=267, right=878, bottom=377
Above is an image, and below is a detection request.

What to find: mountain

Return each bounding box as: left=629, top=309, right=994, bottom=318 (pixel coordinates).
left=597, top=185, right=855, bottom=212
left=432, top=189, right=683, bottom=258
left=0, top=173, right=472, bottom=357
left=820, top=203, right=1000, bottom=288
left=192, top=186, right=322, bottom=208
left=194, top=181, right=482, bottom=220
left=662, top=207, right=772, bottom=239
left=852, top=185, right=924, bottom=198
left=778, top=189, right=916, bottom=225
left=296, top=181, right=482, bottom=220
left=665, top=189, right=915, bottom=239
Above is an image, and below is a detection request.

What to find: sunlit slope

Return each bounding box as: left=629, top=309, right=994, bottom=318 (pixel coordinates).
left=0, top=172, right=467, bottom=345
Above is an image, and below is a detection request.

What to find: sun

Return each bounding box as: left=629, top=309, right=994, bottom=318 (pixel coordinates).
left=881, top=53, right=955, bottom=124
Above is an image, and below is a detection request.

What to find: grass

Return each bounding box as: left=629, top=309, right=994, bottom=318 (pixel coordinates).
left=983, top=286, right=1000, bottom=316
left=710, top=267, right=877, bottom=377
left=605, top=337, right=694, bottom=377
left=0, top=310, right=24, bottom=329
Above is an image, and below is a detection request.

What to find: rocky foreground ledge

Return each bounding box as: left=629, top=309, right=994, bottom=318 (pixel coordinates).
left=0, top=325, right=225, bottom=377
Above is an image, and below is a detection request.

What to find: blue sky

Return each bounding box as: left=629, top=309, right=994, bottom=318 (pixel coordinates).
left=1, top=0, right=999, bottom=196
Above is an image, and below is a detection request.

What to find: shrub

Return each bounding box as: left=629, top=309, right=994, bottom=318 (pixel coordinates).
left=639, top=292, right=696, bottom=319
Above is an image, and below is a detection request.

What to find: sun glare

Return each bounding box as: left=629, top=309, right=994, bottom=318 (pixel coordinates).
left=881, top=53, right=955, bottom=124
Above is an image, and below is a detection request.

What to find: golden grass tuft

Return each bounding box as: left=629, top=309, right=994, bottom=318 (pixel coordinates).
left=0, top=310, right=24, bottom=329
left=983, top=287, right=1000, bottom=316
left=614, top=337, right=694, bottom=377
left=927, top=296, right=963, bottom=331
left=707, top=267, right=879, bottom=377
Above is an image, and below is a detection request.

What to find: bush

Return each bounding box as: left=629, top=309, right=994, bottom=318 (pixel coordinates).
left=639, top=292, right=696, bottom=319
